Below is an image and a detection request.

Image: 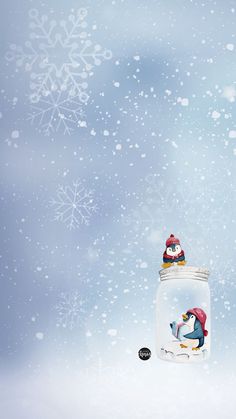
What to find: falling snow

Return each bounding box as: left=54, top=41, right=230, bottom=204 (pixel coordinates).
left=2, top=3, right=236, bottom=417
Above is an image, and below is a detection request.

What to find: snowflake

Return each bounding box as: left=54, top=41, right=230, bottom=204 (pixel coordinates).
left=28, top=81, right=85, bottom=135
left=5, top=8, right=112, bottom=134
left=50, top=180, right=97, bottom=230
left=56, top=290, right=86, bottom=330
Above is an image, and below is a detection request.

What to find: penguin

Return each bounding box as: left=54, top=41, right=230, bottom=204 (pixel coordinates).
left=162, top=234, right=186, bottom=269
left=180, top=308, right=208, bottom=351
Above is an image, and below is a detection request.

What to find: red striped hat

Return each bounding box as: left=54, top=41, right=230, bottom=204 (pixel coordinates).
left=166, top=234, right=180, bottom=247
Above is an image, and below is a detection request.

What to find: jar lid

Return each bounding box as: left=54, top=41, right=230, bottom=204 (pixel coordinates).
left=159, top=265, right=210, bottom=282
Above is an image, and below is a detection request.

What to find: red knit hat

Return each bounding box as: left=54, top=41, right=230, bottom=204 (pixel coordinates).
left=166, top=234, right=180, bottom=247
left=187, top=307, right=208, bottom=336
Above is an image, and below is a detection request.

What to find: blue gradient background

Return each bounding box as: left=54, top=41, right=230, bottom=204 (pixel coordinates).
left=1, top=0, right=236, bottom=418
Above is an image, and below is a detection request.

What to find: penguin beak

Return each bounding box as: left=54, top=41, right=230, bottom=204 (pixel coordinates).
left=182, top=313, right=188, bottom=321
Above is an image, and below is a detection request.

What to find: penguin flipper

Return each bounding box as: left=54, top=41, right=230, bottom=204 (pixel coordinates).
left=184, top=322, right=202, bottom=340
left=183, top=329, right=200, bottom=339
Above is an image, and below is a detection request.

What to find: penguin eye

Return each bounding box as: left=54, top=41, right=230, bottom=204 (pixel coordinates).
left=168, top=247, right=172, bottom=252
left=191, top=315, right=194, bottom=318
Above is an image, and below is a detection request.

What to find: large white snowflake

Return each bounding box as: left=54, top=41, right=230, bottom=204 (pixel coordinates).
left=50, top=180, right=97, bottom=230
left=28, top=81, right=85, bottom=135
left=5, top=8, right=112, bottom=134
left=56, top=290, right=86, bottom=330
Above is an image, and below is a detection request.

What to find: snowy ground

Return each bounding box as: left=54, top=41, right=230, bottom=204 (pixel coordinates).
left=0, top=357, right=235, bottom=419
left=159, top=338, right=210, bottom=362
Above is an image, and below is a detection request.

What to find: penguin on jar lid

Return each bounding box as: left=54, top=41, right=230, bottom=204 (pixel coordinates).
left=162, top=234, right=186, bottom=269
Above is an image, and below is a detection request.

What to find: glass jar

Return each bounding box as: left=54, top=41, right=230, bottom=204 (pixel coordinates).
left=156, top=266, right=210, bottom=363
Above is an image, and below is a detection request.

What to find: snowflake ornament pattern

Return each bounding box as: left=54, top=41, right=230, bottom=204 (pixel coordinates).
left=56, top=290, right=86, bottom=330
left=50, top=180, right=97, bottom=230
left=5, top=8, right=112, bottom=135
left=28, top=81, right=85, bottom=135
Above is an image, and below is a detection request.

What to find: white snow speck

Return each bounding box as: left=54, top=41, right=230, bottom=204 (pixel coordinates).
left=177, top=97, right=189, bottom=106
left=116, top=144, right=122, bottom=150
left=171, top=141, right=178, bottom=148
left=90, top=129, right=96, bottom=136
left=36, top=266, right=42, bottom=272
left=140, top=261, right=148, bottom=269
left=103, top=130, right=109, bottom=136
left=211, top=111, right=221, bottom=119
left=222, top=85, right=236, bottom=102
left=229, top=130, right=236, bottom=138
left=226, top=43, right=234, bottom=51
left=78, top=120, right=87, bottom=128
left=181, top=98, right=189, bottom=106
left=11, top=130, right=19, bottom=139
left=107, top=329, right=117, bottom=337
left=133, top=55, right=140, bottom=61
left=36, top=332, right=44, bottom=340
left=113, top=81, right=120, bottom=87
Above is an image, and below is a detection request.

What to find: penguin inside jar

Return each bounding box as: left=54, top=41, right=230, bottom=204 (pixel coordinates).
left=162, top=234, right=186, bottom=269
left=170, top=308, right=208, bottom=351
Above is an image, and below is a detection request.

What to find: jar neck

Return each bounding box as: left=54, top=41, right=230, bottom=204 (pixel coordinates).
left=159, top=266, right=210, bottom=282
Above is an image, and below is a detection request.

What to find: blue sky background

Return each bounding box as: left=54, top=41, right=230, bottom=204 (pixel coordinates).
left=1, top=0, right=236, bottom=417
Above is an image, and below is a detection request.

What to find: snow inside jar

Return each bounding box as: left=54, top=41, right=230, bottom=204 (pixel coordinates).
left=156, top=265, right=210, bottom=363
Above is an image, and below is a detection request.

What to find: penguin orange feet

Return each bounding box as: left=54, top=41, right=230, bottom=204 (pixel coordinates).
left=177, top=260, right=187, bottom=266
left=180, top=344, right=188, bottom=348
left=192, top=347, right=200, bottom=351
left=162, top=262, right=172, bottom=269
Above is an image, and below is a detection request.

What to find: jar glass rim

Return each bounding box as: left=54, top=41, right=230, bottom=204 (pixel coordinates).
left=159, top=265, right=210, bottom=281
